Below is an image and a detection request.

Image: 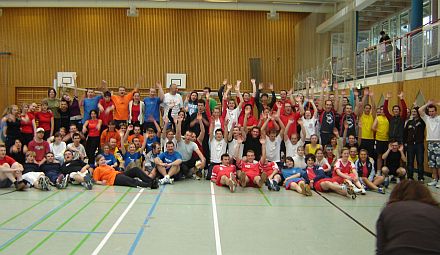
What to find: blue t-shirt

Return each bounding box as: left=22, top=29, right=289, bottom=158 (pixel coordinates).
left=103, top=153, right=117, bottom=166
left=281, top=167, right=304, bottom=179
left=143, top=97, right=161, bottom=122
left=82, top=95, right=102, bottom=123
left=123, top=152, right=142, bottom=168
left=145, top=136, right=160, bottom=152
left=158, top=151, right=182, bottom=164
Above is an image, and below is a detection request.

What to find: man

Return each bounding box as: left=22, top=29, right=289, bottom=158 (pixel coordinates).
left=382, top=140, right=407, bottom=187
left=155, top=141, right=182, bottom=185
left=162, top=83, right=183, bottom=119
left=207, top=120, right=228, bottom=180
left=259, top=137, right=281, bottom=191
left=143, top=142, right=161, bottom=179
left=272, top=89, right=292, bottom=115
left=279, top=101, right=302, bottom=140
left=419, top=101, right=440, bottom=187
left=58, top=100, right=71, bottom=131
left=203, top=86, right=217, bottom=112
left=358, top=89, right=376, bottom=157
left=176, top=116, right=206, bottom=179
left=81, top=88, right=102, bottom=124
left=66, top=133, right=86, bottom=161
left=111, top=85, right=138, bottom=127
left=60, top=150, right=93, bottom=190
left=242, top=125, right=262, bottom=161
left=127, top=124, right=144, bottom=145
left=100, top=120, right=121, bottom=148
left=234, top=137, right=267, bottom=188
left=383, top=91, right=407, bottom=143
left=98, top=91, right=115, bottom=131
left=39, top=152, right=68, bottom=189
left=255, top=82, right=276, bottom=118
left=211, top=154, right=237, bottom=192
left=63, top=123, right=86, bottom=144
left=0, top=144, right=26, bottom=190
left=143, top=81, right=165, bottom=132
left=28, top=127, right=50, bottom=165
left=261, top=113, right=285, bottom=169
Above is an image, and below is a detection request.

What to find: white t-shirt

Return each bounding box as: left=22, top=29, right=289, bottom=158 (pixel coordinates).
left=225, top=107, right=241, bottom=131
left=301, top=116, right=317, bottom=140
left=163, top=93, right=183, bottom=118
left=422, top=115, right=440, bottom=141
left=67, top=143, right=86, bottom=160
left=176, top=140, right=199, bottom=162
left=293, top=155, right=306, bottom=169
left=50, top=141, right=66, bottom=163
left=210, top=139, right=227, bottom=163
left=228, top=138, right=243, bottom=159
left=285, top=140, right=304, bottom=158
left=214, top=119, right=222, bottom=132
left=265, top=135, right=282, bottom=162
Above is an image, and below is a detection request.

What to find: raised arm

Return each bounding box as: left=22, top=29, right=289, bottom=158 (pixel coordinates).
left=175, top=115, right=183, bottom=142
left=383, top=92, right=392, bottom=119
left=418, top=100, right=433, bottom=117
left=370, top=90, right=377, bottom=118
left=268, top=83, right=276, bottom=108
left=197, top=115, right=205, bottom=144
left=157, top=81, right=165, bottom=102
left=251, top=78, right=257, bottom=98
left=398, top=91, right=407, bottom=120
left=218, top=79, right=227, bottom=103
left=319, top=80, right=327, bottom=110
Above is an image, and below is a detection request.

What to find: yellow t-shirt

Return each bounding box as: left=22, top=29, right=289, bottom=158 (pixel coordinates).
left=360, top=113, right=374, bottom=140
left=306, top=144, right=321, bottom=155
left=375, top=115, right=389, bottom=141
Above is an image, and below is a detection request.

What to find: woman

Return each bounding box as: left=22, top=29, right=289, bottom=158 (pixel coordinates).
left=301, top=99, right=318, bottom=144
left=21, top=102, right=37, bottom=146
left=62, top=90, right=82, bottom=130
left=185, top=91, right=199, bottom=116
left=403, top=106, right=425, bottom=181
left=33, top=100, right=54, bottom=140
left=46, top=88, right=60, bottom=132
left=3, top=105, right=22, bottom=153
left=93, top=154, right=158, bottom=188
left=315, top=148, right=331, bottom=176
left=9, top=139, right=27, bottom=164
left=305, top=134, right=322, bottom=155
left=355, top=149, right=385, bottom=194
left=102, top=143, right=119, bottom=169
left=332, top=147, right=366, bottom=195
left=50, top=132, right=66, bottom=164
left=282, top=156, right=311, bottom=196
left=128, top=91, right=145, bottom=127
left=376, top=180, right=440, bottom=255
left=82, top=110, right=102, bottom=164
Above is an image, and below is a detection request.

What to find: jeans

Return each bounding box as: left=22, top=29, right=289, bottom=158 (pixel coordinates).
left=407, top=143, right=424, bottom=180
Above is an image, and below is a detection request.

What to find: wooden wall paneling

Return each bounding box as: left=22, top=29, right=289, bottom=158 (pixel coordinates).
left=366, top=82, right=400, bottom=108
left=403, top=77, right=438, bottom=106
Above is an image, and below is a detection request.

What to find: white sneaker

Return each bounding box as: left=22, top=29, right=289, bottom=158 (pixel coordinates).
left=159, top=177, right=167, bottom=185
left=360, top=188, right=366, bottom=195
left=353, top=187, right=362, bottom=194
left=427, top=180, right=438, bottom=186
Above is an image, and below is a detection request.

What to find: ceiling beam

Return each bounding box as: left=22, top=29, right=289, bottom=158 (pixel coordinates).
left=0, top=0, right=333, bottom=13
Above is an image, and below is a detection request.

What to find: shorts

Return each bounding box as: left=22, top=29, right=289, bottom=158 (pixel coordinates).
left=22, top=172, right=44, bottom=185
left=243, top=172, right=260, bottom=187
left=331, top=173, right=357, bottom=184
left=376, top=140, right=389, bottom=155
left=285, top=178, right=304, bottom=189
left=0, top=178, right=13, bottom=188
left=216, top=170, right=233, bottom=186
left=69, top=171, right=88, bottom=184
left=314, top=178, right=333, bottom=192
left=428, top=141, right=440, bottom=169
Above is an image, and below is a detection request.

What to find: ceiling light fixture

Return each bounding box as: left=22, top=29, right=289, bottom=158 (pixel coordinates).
left=267, top=9, right=279, bottom=21
left=127, top=4, right=139, bottom=17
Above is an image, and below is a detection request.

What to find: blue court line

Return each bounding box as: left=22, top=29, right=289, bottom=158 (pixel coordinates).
left=127, top=185, right=165, bottom=255
left=0, top=192, right=82, bottom=251
left=0, top=227, right=136, bottom=235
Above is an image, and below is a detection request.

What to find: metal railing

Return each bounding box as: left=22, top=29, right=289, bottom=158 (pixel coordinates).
left=295, top=20, right=440, bottom=90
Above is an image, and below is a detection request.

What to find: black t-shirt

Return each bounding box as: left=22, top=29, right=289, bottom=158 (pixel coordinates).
left=60, top=159, right=87, bottom=175
left=243, top=133, right=262, bottom=161
left=386, top=151, right=401, bottom=170
left=320, top=110, right=335, bottom=133
left=23, top=162, right=40, bottom=174
left=341, top=113, right=356, bottom=137
left=10, top=151, right=25, bottom=165
left=40, top=162, right=62, bottom=174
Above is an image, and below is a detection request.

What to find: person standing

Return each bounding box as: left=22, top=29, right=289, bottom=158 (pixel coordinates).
left=143, top=81, right=165, bottom=132
left=162, top=83, right=183, bottom=120
left=404, top=106, right=425, bottom=181
left=46, top=88, right=61, bottom=133
left=112, top=84, right=138, bottom=127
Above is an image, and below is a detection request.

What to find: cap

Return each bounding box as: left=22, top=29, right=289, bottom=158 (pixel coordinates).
left=36, top=127, right=45, bottom=133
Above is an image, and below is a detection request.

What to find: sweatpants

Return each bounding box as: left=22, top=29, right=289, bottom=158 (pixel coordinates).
left=114, top=167, right=152, bottom=188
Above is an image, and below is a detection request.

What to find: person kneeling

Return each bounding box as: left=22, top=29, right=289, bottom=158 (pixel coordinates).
left=93, top=155, right=158, bottom=189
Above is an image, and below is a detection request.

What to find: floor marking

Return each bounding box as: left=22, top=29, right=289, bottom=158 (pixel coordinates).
left=258, top=188, right=272, bottom=206
left=91, top=188, right=144, bottom=255
left=210, top=182, right=223, bottom=255
left=0, top=191, right=60, bottom=227
left=315, top=191, right=377, bottom=237
left=0, top=190, right=16, bottom=196
left=0, top=191, right=83, bottom=252
left=128, top=185, right=165, bottom=255
left=27, top=187, right=110, bottom=255
left=0, top=227, right=135, bottom=235
left=69, top=188, right=132, bottom=255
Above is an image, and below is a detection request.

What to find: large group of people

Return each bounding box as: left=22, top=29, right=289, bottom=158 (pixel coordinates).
left=0, top=78, right=439, bottom=199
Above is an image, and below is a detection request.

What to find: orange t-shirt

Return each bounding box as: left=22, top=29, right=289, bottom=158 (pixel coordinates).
left=128, top=134, right=144, bottom=145
left=93, top=165, right=120, bottom=186
left=111, top=91, right=134, bottom=121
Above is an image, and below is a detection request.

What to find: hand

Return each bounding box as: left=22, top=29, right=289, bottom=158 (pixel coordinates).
left=185, top=93, right=190, bottom=102
left=102, top=180, right=107, bottom=185
left=251, top=78, right=256, bottom=85
left=344, top=121, right=349, bottom=129
left=398, top=144, right=404, bottom=152
left=155, top=81, right=162, bottom=88
left=333, top=127, right=339, bottom=136
left=398, top=91, right=404, bottom=99
left=223, top=79, right=228, bottom=85
left=297, top=118, right=303, bottom=126
left=127, top=125, right=133, bottom=131
left=276, top=101, right=282, bottom=109
left=236, top=136, right=244, bottom=144
left=101, top=80, right=107, bottom=86
left=369, top=91, right=374, bottom=97
left=287, top=118, right=295, bottom=125
left=259, top=138, right=266, bottom=145
left=388, top=143, right=393, bottom=150
left=227, top=84, right=233, bottom=90
left=245, top=107, right=251, bottom=116
left=321, top=79, right=328, bottom=88
left=169, top=101, right=176, bottom=109
left=235, top=80, right=241, bottom=91
left=148, top=115, right=155, bottom=122
left=178, top=114, right=185, bottom=122
left=354, top=90, right=359, bottom=97
left=196, top=113, right=203, bottom=121
left=364, top=88, right=369, bottom=96
left=333, top=82, right=338, bottom=90
left=386, top=92, right=391, bottom=99
left=105, top=107, right=112, bottom=114
left=341, top=90, right=346, bottom=96
left=163, top=116, right=169, bottom=123
left=225, top=118, right=230, bottom=126
left=258, top=82, right=264, bottom=90
left=348, top=83, right=353, bottom=89
left=268, top=83, right=274, bottom=91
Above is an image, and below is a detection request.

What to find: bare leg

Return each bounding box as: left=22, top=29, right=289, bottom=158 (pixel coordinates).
left=168, top=165, right=180, bottom=178
left=320, top=181, right=348, bottom=196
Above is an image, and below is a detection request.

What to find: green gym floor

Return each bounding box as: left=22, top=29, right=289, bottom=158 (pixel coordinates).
left=1, top=179, right=438, bottom=255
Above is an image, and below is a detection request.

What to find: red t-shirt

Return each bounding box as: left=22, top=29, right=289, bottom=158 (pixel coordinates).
left=0, top=155, right=16, bottom=166
left=131, top=104, right=140, bottom=123
left=280, top=112, right=301, bottom=137
left=273, top=99, right=292, bottom=114
left=306, top=166, right=316, bottom=180
left=88, top=119, right=100, bottom=137
left=35, top=111, right=53, bottom=131
left=333, top=159, right=355, bottom=177
left=260, top=161, right=279, bottom=176
left=238, top=115, right=258, bottom=127
left=28, top=140, right=50, bottom=162
left=99, top=98, right=114, bottom=126
left=237, top=160, right=260, bottom=175
left=211, top=164, right=236, bottom=184
left=21, top=112, right=35, bottom=134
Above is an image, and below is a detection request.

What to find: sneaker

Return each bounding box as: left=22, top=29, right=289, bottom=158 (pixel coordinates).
left=159, top=177, right=166, bottom=185
left=266, top=179, right=273, bottom=191
left=428, top=180, right=438, bottom=186
left=272, top=180, right=280, bottom=191
left=168, top=177, right=174, bottom=185
left=343, top=184, right=356, bottom=199
left=377, top=187, right=386, bottom=194
left=238, top=171, right=247, bottom=188
left=82, top=173, right=93, bottom=190
left=353, top=186, right=362, bottom=194
left=60, top=175, right=69, bottom=189
left=360, top=188, right=366, bottom=195
left=150, top=179, right=159, bottom=189
left=195, top=169, right=203, bottom=180
left=44, top=177, right=51, bottom=191
left=258, top=172, right=268, bottom=188
left=14, top=180, right=26, bottom=191
left=304, top=184, right=312, bottom=196
left=56, top=174, right=63, bottom=186
left=384, top=176, right=390, bottom=188
left=38, top=176, right=48, bottom=191
left=299, top=182, right=306, bottom=195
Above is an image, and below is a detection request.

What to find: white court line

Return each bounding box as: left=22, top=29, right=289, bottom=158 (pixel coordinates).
left=92, top=188, right=145, bottom=255
left=210, top=182, right=223, bottom=255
